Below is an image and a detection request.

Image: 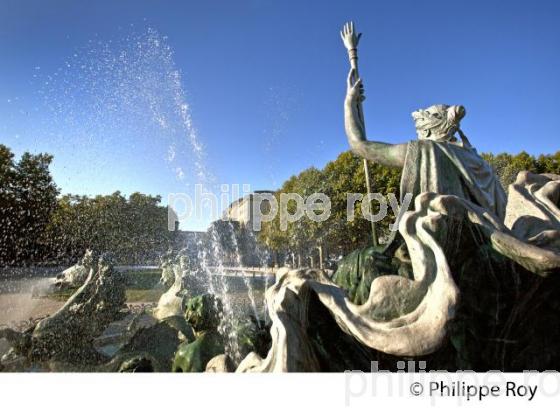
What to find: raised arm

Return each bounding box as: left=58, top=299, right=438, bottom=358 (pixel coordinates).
left=344, top=68, right=407, bottom=169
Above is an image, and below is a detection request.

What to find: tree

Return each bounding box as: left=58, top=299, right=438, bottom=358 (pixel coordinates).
left=257, top=151, right=401, bottom=263
left=482, top=151, right=560, bottom=187
left=258, top=149, right=560, bottom=264
left=0, top=145, right=59, bottom=265
left=44, top=192, right=176, bottom=264
left=322, top=151, right=401, bottom=255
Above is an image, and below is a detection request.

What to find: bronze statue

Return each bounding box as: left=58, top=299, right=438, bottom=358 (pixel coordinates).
left=341, top=22, right=506, bottom=220
left=236, top=22, right=560, bottom=372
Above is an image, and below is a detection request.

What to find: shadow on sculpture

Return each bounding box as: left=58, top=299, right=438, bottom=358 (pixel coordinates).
left=1, top=248, right=270, bottom=372
left=1, top=254, right=126, bottom=369
left=153, top=247, right=207, bottom=320
left=235, top=22, right=560, bottom=372
left=172, top=294, right=271, bottom=372
left=2, top=21, right=559, bottom=374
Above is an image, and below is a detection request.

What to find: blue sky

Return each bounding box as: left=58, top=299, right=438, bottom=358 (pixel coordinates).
left=1, top=0, right=559, bottom=230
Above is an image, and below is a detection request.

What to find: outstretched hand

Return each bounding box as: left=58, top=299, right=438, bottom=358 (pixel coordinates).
left=340, top=21, right=361, bottom=51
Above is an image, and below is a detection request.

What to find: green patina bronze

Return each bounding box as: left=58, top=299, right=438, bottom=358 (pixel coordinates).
left=172, top=331, right=225, bottom=372
left=172, top=294, right=225, bottom=372
left=332, top=240, right=414, bottom=306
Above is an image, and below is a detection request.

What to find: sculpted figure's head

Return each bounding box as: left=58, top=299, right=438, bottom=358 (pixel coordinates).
left=412, top=104, right=466, bottom=142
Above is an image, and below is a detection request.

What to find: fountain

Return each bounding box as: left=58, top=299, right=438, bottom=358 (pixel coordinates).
left=1, top=254, right=126, bottom=369
left=1, top=26, right=270, bottom=372
left=235, top=22, right=560, bottom=372
left=153, top=247, right=206, bottom=320
left=2, top=21, right=558, bottom=375
left=52, top=249, right=94, bottom=290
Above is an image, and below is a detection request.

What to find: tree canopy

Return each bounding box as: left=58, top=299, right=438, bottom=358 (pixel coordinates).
left=0, top=144, right=58, bottom=264
left=0, top=144, right=176, bottom=265
left=482, top=151, right=560, bottom=187
left=257, top=151, right=402, bottom=261
left=44, top=191, right=177, bottom=264
left=1, top=142, right=558, bottom=267
left=258, top=149, right=560, bottom=263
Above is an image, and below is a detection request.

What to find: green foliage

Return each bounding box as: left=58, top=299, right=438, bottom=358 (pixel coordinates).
left=259, top=149, right=560, bottom=261
left=258, top=151, right=401, bottom=259
left=43, top=191, right=176, bottom=264
left=322, top=151, right=401, bottom=255
left=3, top=140, right=558, bottom=267
left=0, top=144, right=177, bottom=265
left=482, top=150, right=560, bottom=187
left=0, top=144, right=59, bottom=264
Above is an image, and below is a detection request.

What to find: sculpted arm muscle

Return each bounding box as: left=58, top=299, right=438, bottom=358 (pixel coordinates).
left=344, top=94, right=407, bottom=168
